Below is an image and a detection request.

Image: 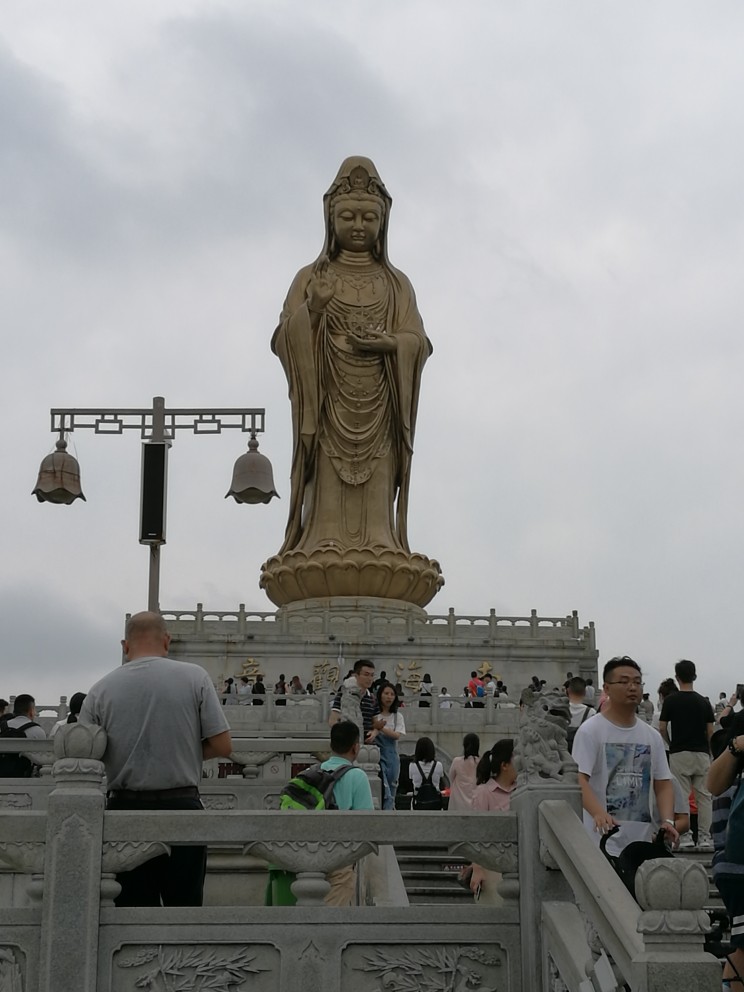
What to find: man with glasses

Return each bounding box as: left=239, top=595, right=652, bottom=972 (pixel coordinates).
left=573, top=656, right=678, bottom=856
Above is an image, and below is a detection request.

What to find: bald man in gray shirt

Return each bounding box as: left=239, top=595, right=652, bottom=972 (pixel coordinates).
left=80, top=611, right=231, bottom=906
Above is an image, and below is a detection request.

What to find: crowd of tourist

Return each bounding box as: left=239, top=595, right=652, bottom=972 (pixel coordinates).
left=5, top=638, right=744, bottom=962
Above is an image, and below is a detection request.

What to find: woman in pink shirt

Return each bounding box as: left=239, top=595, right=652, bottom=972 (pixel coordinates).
left=470, top=739, right=517, bottom=901
left=447, top=733, right=480, bottom=811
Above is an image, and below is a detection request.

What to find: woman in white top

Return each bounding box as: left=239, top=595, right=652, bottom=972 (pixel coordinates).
left=375, top=683, right=406, bottom=810
left=409, top=736, right=444, bottom=809
left=447, top=733, right=480, bottom=811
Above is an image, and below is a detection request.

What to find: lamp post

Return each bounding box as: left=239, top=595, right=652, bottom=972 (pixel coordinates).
left=32, top=396, right=278, bottom=611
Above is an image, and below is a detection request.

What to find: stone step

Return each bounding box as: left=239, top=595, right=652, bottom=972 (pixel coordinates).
left=407, top=886, right=475, bottom=904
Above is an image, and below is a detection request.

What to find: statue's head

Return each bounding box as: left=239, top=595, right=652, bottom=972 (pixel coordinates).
left=322, top=157, right=392, bottom=263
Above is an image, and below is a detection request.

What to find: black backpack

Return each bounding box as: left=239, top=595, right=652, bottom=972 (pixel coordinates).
left=566, top=705, right=594, bottom=754
left=0, top=721, right=39, bottom=778
left=412, top=761, right=443, bottom=810
left=279, top=762, right=354, bottom=810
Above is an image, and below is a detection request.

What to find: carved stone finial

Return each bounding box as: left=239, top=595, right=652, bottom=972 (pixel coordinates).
left=635, top=858, right=709, bottom=911
left=54, top=722, right=107, bottom=760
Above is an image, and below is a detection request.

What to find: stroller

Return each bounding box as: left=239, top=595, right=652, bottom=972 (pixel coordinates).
left=599, top=824, right=674, bottom=900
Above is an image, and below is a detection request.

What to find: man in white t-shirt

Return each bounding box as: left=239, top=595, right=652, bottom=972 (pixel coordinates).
left=572, top=655, right=678, bottom=856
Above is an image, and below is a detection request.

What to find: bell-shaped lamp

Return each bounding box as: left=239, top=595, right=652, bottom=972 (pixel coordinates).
left=225, top=434, right=279, bottom=505
left=32, top=439, right=86, bottom=504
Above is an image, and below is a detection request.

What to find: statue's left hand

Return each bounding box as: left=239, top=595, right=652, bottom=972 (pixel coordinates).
left=347, top=330, right=397, bottom=354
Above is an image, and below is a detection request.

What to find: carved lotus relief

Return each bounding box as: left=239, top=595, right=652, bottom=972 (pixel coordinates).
left=243, top=839, right=377, bottom=874
left=449, top=841, right=517, bottom=874
left=0, top=842, right=44, bottom=874
left=102, top=842, right=170, bottom=874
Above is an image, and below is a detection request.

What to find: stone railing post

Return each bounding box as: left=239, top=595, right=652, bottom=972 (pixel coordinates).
left=37, top=722, right=107, bottom=992
left=512, top=778, right=582, bottom=992
left=632, top=859, right=720, bottom=991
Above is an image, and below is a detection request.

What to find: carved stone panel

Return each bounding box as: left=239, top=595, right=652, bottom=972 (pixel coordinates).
left=0, top=946, right=25, bottom=991
left=0, top=794, right=31, bottom=810
left=0, top=842, right=45, bottom=874
left=342, top=943, right=507, bottom=990
left=112, top=944, right=279, bottom=991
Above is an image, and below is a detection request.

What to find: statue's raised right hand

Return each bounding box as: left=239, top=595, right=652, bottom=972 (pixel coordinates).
left=306, top=257, right=337, bottom=313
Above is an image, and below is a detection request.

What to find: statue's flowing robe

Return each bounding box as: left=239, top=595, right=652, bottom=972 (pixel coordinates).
left=271, top=262, right=431, bottom=558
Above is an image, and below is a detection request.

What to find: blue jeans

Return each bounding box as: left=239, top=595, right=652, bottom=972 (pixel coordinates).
left=377, top=734, right=399, bottom=810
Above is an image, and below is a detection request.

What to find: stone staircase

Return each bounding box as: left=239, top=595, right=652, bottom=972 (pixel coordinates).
left=394, top=842, right=474, bottom=904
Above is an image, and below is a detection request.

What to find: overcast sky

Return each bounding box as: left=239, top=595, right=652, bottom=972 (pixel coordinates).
left=2, top=1, right=743, bottom=706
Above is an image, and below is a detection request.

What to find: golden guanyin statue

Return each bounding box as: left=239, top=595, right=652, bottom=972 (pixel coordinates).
left=260, top=157, right=443, bottom=607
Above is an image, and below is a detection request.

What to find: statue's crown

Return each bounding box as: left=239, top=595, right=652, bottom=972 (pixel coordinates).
left=333, top=165, right=384, bottom=203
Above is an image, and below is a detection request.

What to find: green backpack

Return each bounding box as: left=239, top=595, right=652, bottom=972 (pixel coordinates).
left=279, top=762, right=354, bottom=810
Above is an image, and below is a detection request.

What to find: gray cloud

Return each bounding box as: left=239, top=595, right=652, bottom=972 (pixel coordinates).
left=2, top=1, right=744, bottom=708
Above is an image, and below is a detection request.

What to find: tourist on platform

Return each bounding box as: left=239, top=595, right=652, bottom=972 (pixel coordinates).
left=0, top=699, right=9, bottom=729
left=222, top=677, right=236, bottom=705
left=447, top=733, right=480, bottom=811
left=289, top=675, right=306, bottom=695
left=637, top=693, right=654, bottom=724
left=418, top=673, right=433, bottom=708
left=372, top=669, right=388, bottom=692
left=274, top=673, right=287, bottom=706
left=719, top=690, right=741, bottom=732
left=252, top=676, right=266, bottom=706
left=49, top=691, right=86, bottom=736
left=330, top=659, right=382, bottom=745
left=658, top=659, right=715, bottom=851
left=469, top=738, right=517, bottom=903
left=584, top=678, right=596, bottom=704
left=376, top=682, right=405, bottom=809
left=394, top=682, right=405, bottom=705
left=467, top=671, right=485, bottom=708
left=306, top=683, right=316, bottom=695
left=321, top=721, right=374, bottom=905
left=409, top=736, right=444, bottom=806
left=714, top=691, right=729, bottom=723
left=0, top=694, right=46, bottom=777
left=439, top=687, right=453, bottom=709
left=485, top=676, right=497, bottom=697
left=573, top=656, right=677, bottom=857
left=567, top=678, right=594, bottom=729
left=237, top=676, right=252, bottom=700
left=79, top=611, right=232, bottom=907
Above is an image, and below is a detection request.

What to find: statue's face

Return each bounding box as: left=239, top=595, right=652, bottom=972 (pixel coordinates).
left=332, top=197, right=383, bottom=252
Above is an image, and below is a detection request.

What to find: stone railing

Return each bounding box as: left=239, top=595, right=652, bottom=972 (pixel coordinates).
left=0, top=725, right=520, bottom=992
left=534, top=796, right=720, bottom=991
left=0, top=726, right=720, bottom=991
left=162, top=603, right=596, bottom=648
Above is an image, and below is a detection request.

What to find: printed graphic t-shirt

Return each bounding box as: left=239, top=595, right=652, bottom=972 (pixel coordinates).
left=572, top=713, right=670, bottom=856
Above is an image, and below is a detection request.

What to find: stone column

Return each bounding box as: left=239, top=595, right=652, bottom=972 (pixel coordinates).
left=37, top=723, right=107, bottom=992
left=512, top=779, right=582, bottom=992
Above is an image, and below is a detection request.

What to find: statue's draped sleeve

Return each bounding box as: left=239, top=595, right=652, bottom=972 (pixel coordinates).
left=271, top=261, right=432, bottom=556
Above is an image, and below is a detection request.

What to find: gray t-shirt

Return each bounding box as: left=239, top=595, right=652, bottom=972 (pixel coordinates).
left=79, top=656, right=229, bottom=791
